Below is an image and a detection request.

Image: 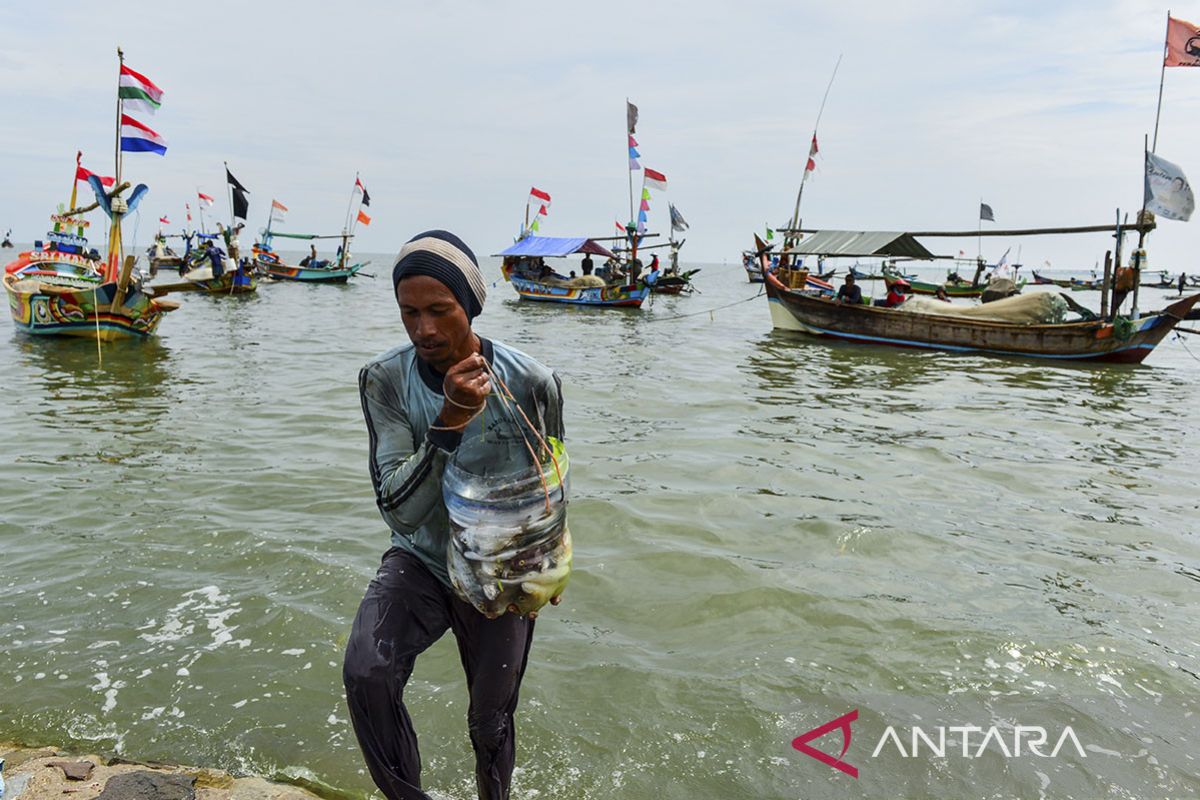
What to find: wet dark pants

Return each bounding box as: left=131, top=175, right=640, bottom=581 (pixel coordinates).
left=343, top=547, right=535, bottom=800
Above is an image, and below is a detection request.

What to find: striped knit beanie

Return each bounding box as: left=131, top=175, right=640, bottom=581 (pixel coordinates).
left=392, top=230, right=487, bottom=320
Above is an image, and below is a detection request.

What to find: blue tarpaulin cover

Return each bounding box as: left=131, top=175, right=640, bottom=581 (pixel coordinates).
left=495, top=236, right=616, bottom=259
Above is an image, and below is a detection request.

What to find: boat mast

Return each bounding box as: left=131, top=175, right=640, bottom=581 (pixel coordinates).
left=1152, top=9, right=1171, bottom=153
left=225, top=161, right=235, bottom=232
left=106, top=48, right=126, bottom=286
left=342, top=173, right=359, bottom=240
left=787, top=54, right=841, bottom=250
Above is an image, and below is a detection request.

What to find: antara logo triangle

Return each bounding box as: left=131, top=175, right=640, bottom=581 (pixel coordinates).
left=792, top=709, right=859, bottom=778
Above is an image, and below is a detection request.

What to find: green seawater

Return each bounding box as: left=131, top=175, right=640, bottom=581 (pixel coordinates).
left=2, top=257, right=1198, bottom=799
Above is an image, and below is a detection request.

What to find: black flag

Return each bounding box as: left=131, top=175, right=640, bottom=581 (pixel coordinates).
left=979, top=202, right=995, bottom=222
left=226, top=166, right=250, bottom=221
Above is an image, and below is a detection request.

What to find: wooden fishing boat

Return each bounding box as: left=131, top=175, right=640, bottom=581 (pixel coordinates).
left=5, top=51, right=181, bottom=341
left=763, top=226, right=1198, bottom=363
left=1033, top=270, right=1101, bottom=290
left=766, top=269, right=1197, bottom=362
left=650, top=268, right=700, bottom=295
left=252, top=231, right=364, bottom=283
left=497, top=235, right=650, bottom=307
left=742, top=251, right=767, bottom=282
left=2, top=230, right=12, bottom=248
left=146, top=233, right=184, bottom=272
left=5, top=208, right=179, bottom=339
left=884, top=271, right=1025, bottom=298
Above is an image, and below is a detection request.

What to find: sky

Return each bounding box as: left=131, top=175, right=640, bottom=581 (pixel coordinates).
left=1, top=1, right=1197, bottom=272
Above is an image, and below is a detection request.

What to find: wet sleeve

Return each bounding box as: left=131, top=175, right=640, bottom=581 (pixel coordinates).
left=359, top=365, right=452, bottom=536
left=542, top=371, right=565, bottom=442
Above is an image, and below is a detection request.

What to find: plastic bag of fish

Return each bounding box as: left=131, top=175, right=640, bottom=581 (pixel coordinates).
left=443, top=437, right=571, bottom=618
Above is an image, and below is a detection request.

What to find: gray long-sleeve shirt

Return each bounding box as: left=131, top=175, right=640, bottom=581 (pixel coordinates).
left=358, top=337, right=565, bottom=587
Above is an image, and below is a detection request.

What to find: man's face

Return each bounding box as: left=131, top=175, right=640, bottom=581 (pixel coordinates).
left=396, top=275, right=473, bottom=371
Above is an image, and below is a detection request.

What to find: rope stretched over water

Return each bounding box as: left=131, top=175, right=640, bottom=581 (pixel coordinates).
left=1175, top=331, right=1200, bottom=365
left=643, top=287, right=765, bottom=323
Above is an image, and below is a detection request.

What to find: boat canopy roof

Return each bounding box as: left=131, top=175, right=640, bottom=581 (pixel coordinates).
left=495, top=236, right=616, bottom=259
left=785, top=230, right=936, bottom=260
left=268, top=232, right=350, bottom=240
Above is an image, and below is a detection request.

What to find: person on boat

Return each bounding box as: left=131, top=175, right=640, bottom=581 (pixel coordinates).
left=581, top=253, right=594, bottom=275
left=344, top=229, right=564, bottom=800
left=627, top=257, right=643, bottom=285
left=299, top=243, right=318, bottom=268
left=882, top=279, right=909, bottom=308
left=644, top=261, right=661, bottom=286
left=935, top=286, right=950, bottom=302
left=835, top=274, right=862, bottom=305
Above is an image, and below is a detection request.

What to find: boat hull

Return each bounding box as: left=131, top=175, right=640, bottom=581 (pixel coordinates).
left=508, top=275, right=648, bottom=307
left=5, top=272, right=176, bottom=340
left=764, top=272, right=1199, bottom=363
left=252, top=246, right=363, bottom=283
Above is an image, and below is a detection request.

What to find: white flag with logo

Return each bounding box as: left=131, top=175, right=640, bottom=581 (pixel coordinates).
left=1145, top=151, right=1194, bottom=221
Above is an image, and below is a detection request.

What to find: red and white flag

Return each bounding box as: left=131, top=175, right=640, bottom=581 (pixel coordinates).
left=185, top=203, right=192, bottom=222
left=354, top=176, right=370, bottom=206
left=159, top=215, right=170, bottom=225
left=806, top=134, right=819, bottom=173
left=271, top=199, right=288, bottom=220
left=643, top=168, right=668, bottom=191
left=197, top=192, right=214, bottom=208
left=75, top=165, right=116, bottom=187
left=530, top=186, right=552, bottom=204
left=1165, top=16, right=1200, bottom=66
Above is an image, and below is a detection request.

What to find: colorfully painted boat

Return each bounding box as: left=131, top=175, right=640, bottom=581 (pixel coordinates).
left=5, top=54, right=180, bottom=341
left=5, top=209, right=179, bottom=339
left=497, top=236, right=650, bottom=307
left=252, top=233, right=365, bottom=283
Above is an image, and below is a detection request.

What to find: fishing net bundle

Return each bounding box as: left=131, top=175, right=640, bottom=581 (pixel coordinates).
left=441, top=370, right=571, bottom=618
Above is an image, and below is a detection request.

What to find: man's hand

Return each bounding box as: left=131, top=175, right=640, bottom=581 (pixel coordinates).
left=441, top=353, right=490, bottom=428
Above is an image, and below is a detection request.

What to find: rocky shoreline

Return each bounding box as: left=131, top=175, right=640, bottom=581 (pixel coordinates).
left=0, top=744, right=329, bottom=800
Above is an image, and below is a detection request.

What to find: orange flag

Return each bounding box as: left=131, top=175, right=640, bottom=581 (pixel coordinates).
left=357, top=210, right=371, bottom=226
left=1165, top=16, right=1200, bottom=66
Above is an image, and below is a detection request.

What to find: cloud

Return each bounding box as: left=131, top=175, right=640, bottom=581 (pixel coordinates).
left=0, top=1, right=1197, bottom=272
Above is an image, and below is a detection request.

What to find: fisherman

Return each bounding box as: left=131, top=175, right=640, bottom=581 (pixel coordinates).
left=935, top=286, right=950, bottom=302
left=581, top=252, right=594, bottom=275
left=836, top=273, right=862, bottom=304
left=299, top=243, right=318, bottom=268
left=344, top=230, right=565, bottom=800
left=882, top=279, right=909, bottom=308
left=645, top=259, right=661, bottom=286
left=1180, top=272, right=1187, bottom=295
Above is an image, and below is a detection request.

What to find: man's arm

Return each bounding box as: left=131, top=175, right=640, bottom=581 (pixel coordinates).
left=359, top=364, right=456, bottom=536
